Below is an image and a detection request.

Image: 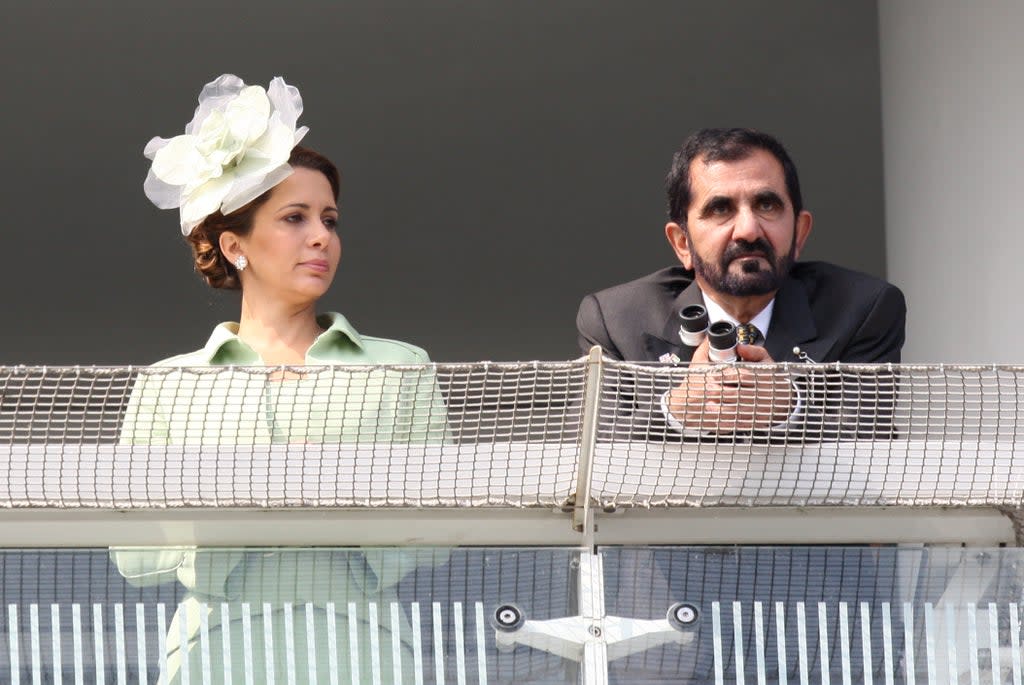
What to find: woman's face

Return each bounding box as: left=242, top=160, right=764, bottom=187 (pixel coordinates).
left=233, top=168, right=341, bottom=306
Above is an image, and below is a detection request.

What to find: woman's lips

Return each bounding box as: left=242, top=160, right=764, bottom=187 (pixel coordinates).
left=301, top=260, right=330, bottom=273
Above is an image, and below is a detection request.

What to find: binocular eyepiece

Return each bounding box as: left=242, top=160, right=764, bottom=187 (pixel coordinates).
left=678, top=304, right=738, bottom=362
left=678, top=305, right=709, bottom=347
left=707, top=320, right=738, bottom=362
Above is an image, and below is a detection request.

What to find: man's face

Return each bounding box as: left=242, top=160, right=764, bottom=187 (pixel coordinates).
left=666, top=148, right=812, bottom=298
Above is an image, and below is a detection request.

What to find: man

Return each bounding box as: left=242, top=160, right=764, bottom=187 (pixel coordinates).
left=577, top=128, right=906, bottom=437
left=576, top=129, right=907, bottom=682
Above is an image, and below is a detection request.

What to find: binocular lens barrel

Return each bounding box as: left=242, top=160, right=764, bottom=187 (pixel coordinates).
left=708, top=321, right=738, bottom=362
left=678, top=304, right=709, bottom=347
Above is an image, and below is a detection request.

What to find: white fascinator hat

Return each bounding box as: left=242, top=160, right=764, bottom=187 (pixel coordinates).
left=143, top=74, right=309, bottom=236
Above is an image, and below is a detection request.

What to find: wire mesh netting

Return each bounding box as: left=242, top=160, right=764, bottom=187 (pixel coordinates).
left=1, top=359, right=1023, bottom=510
left=596, top=362, right=1024, bottom=508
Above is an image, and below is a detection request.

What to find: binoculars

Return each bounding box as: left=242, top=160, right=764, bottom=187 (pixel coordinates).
left=678, top=304, right=738, bottom=363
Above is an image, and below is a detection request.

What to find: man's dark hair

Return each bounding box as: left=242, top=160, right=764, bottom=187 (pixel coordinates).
left=666, top=128, right=803, bottom=224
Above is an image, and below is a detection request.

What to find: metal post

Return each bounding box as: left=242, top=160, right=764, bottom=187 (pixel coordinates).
left=578, top=552, right=609, bottom=685
left=574, top=346, right=604, bottom=544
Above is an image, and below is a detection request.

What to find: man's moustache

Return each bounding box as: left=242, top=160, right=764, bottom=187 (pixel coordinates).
left=723, top=242, right=775, bottom=264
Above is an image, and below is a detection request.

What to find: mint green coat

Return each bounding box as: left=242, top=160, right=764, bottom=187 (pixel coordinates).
left=112, top=313, right=449, bottom=683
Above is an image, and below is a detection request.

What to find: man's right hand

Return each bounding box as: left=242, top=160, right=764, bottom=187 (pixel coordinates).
left=666, top=339, right=795, bottom=433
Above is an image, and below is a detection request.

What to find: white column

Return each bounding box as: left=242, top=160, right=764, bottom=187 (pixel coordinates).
left=879, top=1, right=1024, bottom=363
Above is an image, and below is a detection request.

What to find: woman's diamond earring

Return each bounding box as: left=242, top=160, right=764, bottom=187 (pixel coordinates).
left=236, top=255, right=248, bottom=271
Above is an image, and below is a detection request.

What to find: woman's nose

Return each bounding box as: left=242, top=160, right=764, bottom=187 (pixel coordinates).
left=309, top=221, right=330, bottom=247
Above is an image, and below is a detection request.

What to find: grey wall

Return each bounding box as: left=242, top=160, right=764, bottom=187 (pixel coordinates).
left=0, top=1, right=886, bottom=364
left=880, top=0, right=1024, bottom=363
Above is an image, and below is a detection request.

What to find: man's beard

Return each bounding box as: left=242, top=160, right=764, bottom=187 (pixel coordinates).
left=690, top=236, right=795, bottom=296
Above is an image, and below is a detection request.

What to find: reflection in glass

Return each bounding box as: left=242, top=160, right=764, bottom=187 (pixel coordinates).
left=1, top=548, right=578, bottom=684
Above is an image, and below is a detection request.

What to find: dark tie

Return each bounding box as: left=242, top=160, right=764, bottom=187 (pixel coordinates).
left=736, top=323, right=761, bottom=346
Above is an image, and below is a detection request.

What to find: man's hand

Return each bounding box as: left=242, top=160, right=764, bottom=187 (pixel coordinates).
left=666, top=340, right=795, bottom=433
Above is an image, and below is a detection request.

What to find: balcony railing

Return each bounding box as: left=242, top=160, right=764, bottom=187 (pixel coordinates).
left=2, top=352, right=1024, bottom=683
left=1, top=351, right=1021, bottom=546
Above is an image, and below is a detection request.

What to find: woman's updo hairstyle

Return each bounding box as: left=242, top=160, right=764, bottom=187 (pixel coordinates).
left=186, top=145, right=341, bottom=290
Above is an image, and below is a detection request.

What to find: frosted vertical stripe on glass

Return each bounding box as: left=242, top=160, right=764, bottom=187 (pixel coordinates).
left=858, top=603, right=873, bottom=685
left=390, top=603, right=403, bottom=685
left=881, top=602, right=894, bottom=685
left=902, top=603, right=916, bottom=685
left=474, top=602, right=488, bottom=685
left=454, top=602, right=467, bottom=685
left=136, top=604, right=148, bottom=685
left=433, top=602, right=446, bottom=685
left=944, top=604, right=957, bottom=685
left=220, top=604, right=232, bottom=685
left=305, top=603, right=318, bottom=685
left=240, top=603, right=254, bottom=685
left=156, top=604, right=167, bottom=685
left=1010, top=603, right=1022, bottom=685
left=51, top=604, right=63, bottom=685
left=711, top=602, right=725, bottom=685
left=93, top=603, right=106, bottom=685
left=775, top=602, right=788, bottom=685
left=817, top=603, right=831, bottom=685
left=262, top=603, right=276, bottom=685
left=733, top=601, right=746, bottom=685
left=923, top=603, right=937, bottom=685
left=283, top=602, right=297, bottom=685
left=347, top=602, right=361, bottom=685
left=113, top=603, right=127, bottom=685
left=988, top=604, right=1002, bottom=685
left=368, top=603, right=382, bottom=685
left=837, top=603, right=851, bottom=685
left=178, top=605, right=190, bottom=685
left=198, top=602, right=213, bottom=685
left=411, top=603, right=424, bottom=685
left=73, top=603, right=84, bottom=685
left=8, top=604, right=20, bottom=685
left=753, top=601, right=767, bottom=685
left=30, top=603, right=42, bottom=685
left=966, top=603, right=979, bottom=685
left=323, top=603, right=339, bottom=685
left=796, top=602, right=810, bottom=685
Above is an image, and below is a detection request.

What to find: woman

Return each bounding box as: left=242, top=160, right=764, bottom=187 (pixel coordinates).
left=113, top=74, right=447, bottom=684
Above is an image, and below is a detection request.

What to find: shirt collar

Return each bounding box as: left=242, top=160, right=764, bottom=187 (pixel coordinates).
left=200, top=312, right=365, bottom=364
left=700, top=291, right=776, bottom=340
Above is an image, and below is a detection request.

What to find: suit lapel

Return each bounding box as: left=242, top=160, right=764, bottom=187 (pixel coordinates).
left=642, top=280, right=704, bottom=362
left=764, top=275, right=818, bottom=362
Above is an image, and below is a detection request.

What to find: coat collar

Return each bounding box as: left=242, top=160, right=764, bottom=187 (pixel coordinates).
left=200, top=312, right=365, bottom=364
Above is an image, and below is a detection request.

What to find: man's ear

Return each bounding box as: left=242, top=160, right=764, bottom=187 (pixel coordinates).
left=665, top=222, right=693, bottom=270
left=792, top=210, right=813, bottom=259
left=219, top=231, right=244, bottom=265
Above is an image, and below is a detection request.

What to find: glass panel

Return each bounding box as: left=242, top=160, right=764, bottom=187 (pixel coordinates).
left=603, top=546, right=1024, bottom=685
left=0, top=547, right=579, bottom=684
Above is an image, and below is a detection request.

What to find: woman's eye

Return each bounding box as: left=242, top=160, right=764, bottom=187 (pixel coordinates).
left=285, top=213, right=305, bottom=224
left=324, top=216, right=338, bottom=230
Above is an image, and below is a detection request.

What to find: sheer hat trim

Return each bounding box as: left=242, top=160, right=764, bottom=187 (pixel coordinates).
left=143, top=74, right=309, bottom=235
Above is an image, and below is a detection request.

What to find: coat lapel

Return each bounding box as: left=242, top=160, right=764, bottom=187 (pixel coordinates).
left=764, top=275, right=818, bottom=362
left=642, top=280, right=705, bottom=362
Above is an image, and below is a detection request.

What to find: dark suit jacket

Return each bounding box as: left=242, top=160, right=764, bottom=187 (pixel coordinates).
left=576, top=262, right=907, bottom=440
left=577, top=262, right=905, bottom=364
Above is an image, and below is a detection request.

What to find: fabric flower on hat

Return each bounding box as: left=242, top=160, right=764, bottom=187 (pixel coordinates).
left=143, top=74, right=309, bottom=235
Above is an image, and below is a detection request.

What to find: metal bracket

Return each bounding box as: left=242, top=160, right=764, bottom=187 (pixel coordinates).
left=490, top=602, right=699, bottom=662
